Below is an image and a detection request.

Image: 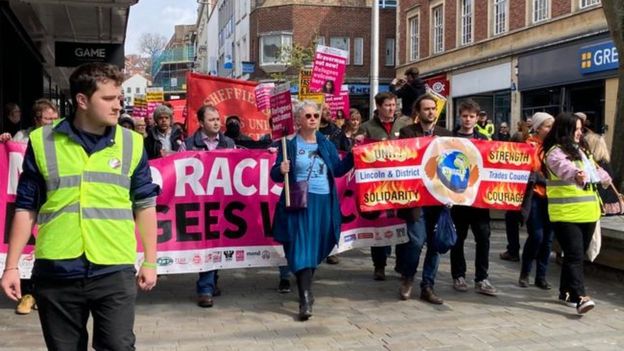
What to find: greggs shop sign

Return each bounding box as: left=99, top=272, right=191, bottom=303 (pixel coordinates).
left=579, top=41, right=619, bottom=74
left=353, top=137, right=534, bottom=212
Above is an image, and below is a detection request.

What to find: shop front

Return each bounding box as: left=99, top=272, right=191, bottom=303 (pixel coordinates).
left=450, top=61, right=512, bottom=130
left=518, top=33, right=617, bottom=138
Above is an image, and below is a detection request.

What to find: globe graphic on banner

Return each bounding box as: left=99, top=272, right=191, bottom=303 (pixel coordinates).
left=436, top=151, right=471, bottom=193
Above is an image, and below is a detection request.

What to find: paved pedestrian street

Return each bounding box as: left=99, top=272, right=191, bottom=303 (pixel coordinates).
left=1, top=227, right=624, bottom=351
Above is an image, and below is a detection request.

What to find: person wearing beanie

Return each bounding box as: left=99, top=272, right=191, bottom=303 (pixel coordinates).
left=518, top=112, right=555, bottom=290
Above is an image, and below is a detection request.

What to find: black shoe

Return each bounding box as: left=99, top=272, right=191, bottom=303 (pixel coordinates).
left=278, top=279, right=291, bottom=293
left=325, top=255, right=339, bottom=264
left=500, top=251, right=520, bottom=262
left=518, top=273, right=529, bottom=288
left=299, top=291, right=313, bottom=321
left=535, top=279, right=552, bottom=290
left=374, top=267, right=386, bottom=281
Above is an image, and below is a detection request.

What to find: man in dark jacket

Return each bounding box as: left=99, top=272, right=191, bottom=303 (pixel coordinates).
left=224, top=115, right=253, bottom=145
left=450, top=99, right=497, bottom=297
left=397, top=94, right=451, bottom=304
left=144, top=105, right=184, bottom=159
left=390, top=67, right=427, bottom=117
left=180, top=105, right=235, bottom=308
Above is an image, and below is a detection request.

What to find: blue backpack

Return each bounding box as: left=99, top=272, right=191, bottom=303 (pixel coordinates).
left=434, top=207, right=457, bottom=254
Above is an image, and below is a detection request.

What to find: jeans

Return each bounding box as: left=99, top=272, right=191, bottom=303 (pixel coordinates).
left=395, top=213, right=427, bottom=279
left=504, top=210, right=522, bottom=256
left=33, top=269, right=137, bottom=351
left=451, top=207, right=491, bottom=282
left=196, top=270, right=219, bottom=296
left=371, top=246, right=391, bottom=268
left=278, top=265, right=291, bottom=280
left=421, top=207, right=443, bottom=288
left=521, top=196, right=553, bottom=280
left=553, top=221, right=596, bottom=303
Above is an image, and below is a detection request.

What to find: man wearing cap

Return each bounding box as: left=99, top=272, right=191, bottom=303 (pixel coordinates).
left=475, top=111, right=495, bottom=140
left=390, top=67, right=427, bottom=117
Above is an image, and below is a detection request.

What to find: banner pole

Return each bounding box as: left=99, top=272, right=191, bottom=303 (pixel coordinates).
left=282, top=136, right=291, bottom=207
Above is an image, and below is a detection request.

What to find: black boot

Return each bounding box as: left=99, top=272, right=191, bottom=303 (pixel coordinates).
left=299, top=290, right=313, bottom=321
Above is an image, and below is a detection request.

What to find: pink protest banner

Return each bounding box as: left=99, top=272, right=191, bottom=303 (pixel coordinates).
left=269, top=83, right=294, bottom=140
left=310, top=45, right=348, bottom=96
left=325, top=85, right=350, bottom=119
left=0, top=143, right=406, bottom=276
left=254, top=83, right=274, bottom=111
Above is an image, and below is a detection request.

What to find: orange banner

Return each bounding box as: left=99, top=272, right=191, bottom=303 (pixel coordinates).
left=186, top=73, right=270, bottom=140
left=353, top=137, right=535, bottom=212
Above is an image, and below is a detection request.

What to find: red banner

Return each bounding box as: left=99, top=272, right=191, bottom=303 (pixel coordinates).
left=168, top=99, right=187, bottom=124
left=186, top=73, right=270, bottom=140
left=353, top=137, right=534, bottom=212
left=425, top=75, right=450, bottom=97
left=269, top=83, right=294, bottom=140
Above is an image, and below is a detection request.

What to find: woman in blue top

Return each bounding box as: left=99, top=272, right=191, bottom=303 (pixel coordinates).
left=271, top=100, right=354, bottom=321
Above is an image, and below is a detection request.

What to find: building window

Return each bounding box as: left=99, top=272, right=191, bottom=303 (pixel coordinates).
left=135, top=87, right=140, bottom=94
left=432, top=5, right=444, bottom=54
left=532, top=0, right=549, bottom=22
left=409, top=15, right=420, bottom=61
left=461, top=0, right=473, bottom=45
left=126, top=87, right=131, bottom=94
left=315, top=36, right=325, bottom=47
left=354, top=37, right=364, bottom=65
left=580, top=0, right=600, bottom=8
left=385, top=38, right=395, bottom=66
left=259, top=33, right=292, bottom=66
left=493, top=0, right=507, bottom=35
left=330, top=37, right=350, bottom=64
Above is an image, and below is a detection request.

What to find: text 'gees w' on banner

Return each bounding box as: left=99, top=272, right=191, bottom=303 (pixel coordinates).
left=353, top=137, right=535, bottom=212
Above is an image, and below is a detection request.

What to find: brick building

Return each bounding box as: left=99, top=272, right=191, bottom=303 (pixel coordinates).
left=249, top=0, right=398, bottom=114
left=396, top=0, right=617, bottom=148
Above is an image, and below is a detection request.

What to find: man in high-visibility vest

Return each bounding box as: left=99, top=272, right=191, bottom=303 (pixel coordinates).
left=1, top=63, right=159, bottom=350
left=474, top=110, right=495, bottom=140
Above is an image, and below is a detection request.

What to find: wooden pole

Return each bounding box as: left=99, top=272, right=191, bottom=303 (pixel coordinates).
left=281, top=136, right=290, bottom=207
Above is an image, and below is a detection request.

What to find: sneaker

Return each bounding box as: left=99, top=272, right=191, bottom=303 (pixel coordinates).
left=475, top=279, right=497, bottom=296
left=558, top=292, right=577, bottom=308
left=15, top=294, right=36, bottom=315
left=499, top=251, right=520, bottom=262
left=325, top=255, right=339, bottom=265
left=518, top=273, right=529, bottom=288
left=453, top=277, right=469, bottom=292
left=277, top=279, right=291, bottom=293
left=373, top=267, right=386, bottom=281
left=420, top=286, right=444, bottom=305
left=576, top=296, right=595, bottom=314
left=399, top=277, right=413, bottom=300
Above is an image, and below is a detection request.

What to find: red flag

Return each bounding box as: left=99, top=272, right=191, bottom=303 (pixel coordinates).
left=168, top=99, right=186, bottom=124
left=186, top=73, right=270, bottom=140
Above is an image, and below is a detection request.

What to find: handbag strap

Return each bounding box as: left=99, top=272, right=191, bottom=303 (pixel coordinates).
left=306, top=154, right=317, bottom=181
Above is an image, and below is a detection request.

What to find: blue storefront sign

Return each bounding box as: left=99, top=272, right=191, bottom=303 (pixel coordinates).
left=241, top=61, right=255, bottom=74
left=579, top=41, right=619, bottom=74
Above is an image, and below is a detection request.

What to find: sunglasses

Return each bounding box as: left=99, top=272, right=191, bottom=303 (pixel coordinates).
left=305, top=113, right=320, bottom=119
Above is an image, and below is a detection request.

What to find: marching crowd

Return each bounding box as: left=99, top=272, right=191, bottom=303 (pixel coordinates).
left=0, top=62, right=619, bottom=349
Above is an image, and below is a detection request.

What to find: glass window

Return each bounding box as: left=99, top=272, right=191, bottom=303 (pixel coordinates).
left=259, top=34, right=292, bottom=66
left=533, top=0, right=549, bottom=23
left=580, top=0, right=600, bottom=8
left=126, top=87, right=131, bottom=94
left=354, top=37, right=364, bottom=65
left=135, top=87, right=140, bottom=94
left=461, top=0, right=473, bottom=45
left=385, top=38, right=395, bottom=66
left=409, top=15, right=419, bottom=61
left=432, top=5, right=444, bottom=54
left=493, top=0, right=507, bottom=35
left=379, top=0, right=397, bottom=8
left=330, top=37, right=350, bottom=64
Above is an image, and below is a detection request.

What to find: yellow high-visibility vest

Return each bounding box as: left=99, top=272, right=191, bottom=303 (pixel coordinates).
left=545, top=146, right=601, bottom=223
left=30, top=121, right=144, bottom=264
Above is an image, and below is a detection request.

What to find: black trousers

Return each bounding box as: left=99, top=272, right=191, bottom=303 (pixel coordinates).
left=33, top=269, right=137, bottom=351
left=553, top=221, right=596, bottom=303
left=450, top=207, right=491, bottom=282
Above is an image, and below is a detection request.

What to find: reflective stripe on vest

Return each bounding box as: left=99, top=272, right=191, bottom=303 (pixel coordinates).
left=31, top=122, right=143, bottom=264
left=545, top=147, right=600, bottom=223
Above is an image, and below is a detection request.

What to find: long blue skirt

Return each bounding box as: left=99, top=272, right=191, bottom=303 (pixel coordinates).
left=283, top=193, right=335, bottom=273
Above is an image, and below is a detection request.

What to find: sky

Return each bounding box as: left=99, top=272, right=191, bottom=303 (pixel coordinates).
left=125, top=0, right=198, bottom=55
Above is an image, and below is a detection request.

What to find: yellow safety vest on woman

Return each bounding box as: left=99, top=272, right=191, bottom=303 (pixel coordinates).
left=30, top=121, right=144, bottom=264
left=545, top=146, right=601, bottom=223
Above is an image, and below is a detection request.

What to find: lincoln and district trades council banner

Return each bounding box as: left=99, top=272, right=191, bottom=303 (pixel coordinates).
left=0, top=143, right=406, bottom=277
left=353, top=137, right=534, bottom=212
